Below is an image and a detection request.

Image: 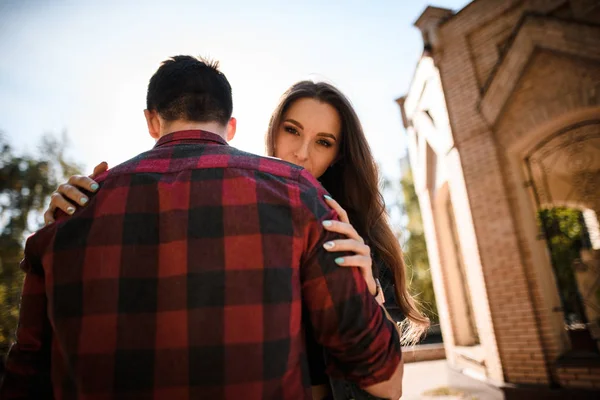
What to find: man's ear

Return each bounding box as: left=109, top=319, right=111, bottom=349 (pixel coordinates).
left=144, top=109, right=160, bottom=139
left=226, top=117, right=237, bottom=142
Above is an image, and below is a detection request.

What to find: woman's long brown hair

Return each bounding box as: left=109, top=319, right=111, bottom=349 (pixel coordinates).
left=266, top=81, right=429, bottom=344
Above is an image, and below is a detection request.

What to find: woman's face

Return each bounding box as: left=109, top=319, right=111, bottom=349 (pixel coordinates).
left=274, top=98, right=341, bottom=179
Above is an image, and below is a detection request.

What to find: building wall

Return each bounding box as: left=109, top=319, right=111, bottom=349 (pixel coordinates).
left=402, top=53, right=504, bottom=383
left=402, top=0, right=600, bottom=391
left=401, top=57, right=460, bottom=366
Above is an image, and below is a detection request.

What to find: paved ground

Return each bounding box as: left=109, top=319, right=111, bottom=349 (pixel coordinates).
left=403, top=360, right=492, bottom=399
left=403, top=360, right=451, bottom=399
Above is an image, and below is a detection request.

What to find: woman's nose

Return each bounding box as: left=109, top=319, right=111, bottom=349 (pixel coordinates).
left=294, top=143, right=309, bottom=161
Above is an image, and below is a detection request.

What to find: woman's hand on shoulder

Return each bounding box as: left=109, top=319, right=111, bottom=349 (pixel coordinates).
left=43, top=161, right=108, bottom=225
left=321, top=195, right=384, bottom=305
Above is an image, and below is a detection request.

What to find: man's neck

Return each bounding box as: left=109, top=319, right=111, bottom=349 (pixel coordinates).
left=159, top=120, right=227, bottom=140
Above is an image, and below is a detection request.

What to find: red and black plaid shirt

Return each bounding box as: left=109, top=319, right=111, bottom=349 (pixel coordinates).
left=0, top=130, right=401, bottom=399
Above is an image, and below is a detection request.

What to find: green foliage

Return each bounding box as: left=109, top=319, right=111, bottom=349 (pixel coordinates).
left=398, top=169, right=439, bottom=324
left=0, top=131, right=82, bottom=360
left=537, top=207, right=588, bottom=324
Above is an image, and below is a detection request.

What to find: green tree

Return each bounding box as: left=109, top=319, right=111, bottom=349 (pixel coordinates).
left=537, top=207, right=590, bottom=325
left=383, top=162, right=439, bottom=325
left=398, top=168, right=439, bottom=324
left=0, top=131, right=82, bottom=363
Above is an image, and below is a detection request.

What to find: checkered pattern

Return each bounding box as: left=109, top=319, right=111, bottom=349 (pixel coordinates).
left=0, top=130, right=401, bottom=399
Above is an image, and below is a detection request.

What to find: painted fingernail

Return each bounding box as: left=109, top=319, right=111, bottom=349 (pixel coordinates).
left=90, top=183, right=99, bottom=191
left=80, top=197, right=88, bottom=205
left=324, top=195, right=333, bottom=201
left=67, top=206, right=75, bottom=215
left=324, top=241, right=335, bottom=249
left=335, top=257, right=345, bottom=265
left=322, top=221, right=333, bottom=227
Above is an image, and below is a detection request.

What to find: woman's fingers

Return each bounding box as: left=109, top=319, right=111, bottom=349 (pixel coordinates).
left=323, top=239, right=370, bottom=256
left=323, top=195, right=349, bottom=223
left=332, top=254, right=372, bottom=269
left=90, top=161, right=108, bottom=179
left=44, top=207, right=56, bottom=225
left=332, top=255, right=377, bottom=296
left=58, top=183, right=90, bottom=206
left=43, top=189, right=81, bottom=225
left=322, top=220, right=363, bottom=243
left=49, top=192, right=78, bottom=216
left=68, top=174, right=99, bottom=194
left=42, top=164, right=106, bottom=226
left=320, top=199, right=378, bottom=298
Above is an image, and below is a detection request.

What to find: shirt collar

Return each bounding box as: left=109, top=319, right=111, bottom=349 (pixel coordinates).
left=154, top=130, right=228, bottom=148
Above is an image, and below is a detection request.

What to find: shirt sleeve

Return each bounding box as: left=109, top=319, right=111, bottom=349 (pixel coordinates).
left=296, top=170, right=402, bottom=388
left=0, top=237, right=53, bottom=398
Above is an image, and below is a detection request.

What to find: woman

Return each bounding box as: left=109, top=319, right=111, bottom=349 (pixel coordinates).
left=44, top=81, right=429, bottom=399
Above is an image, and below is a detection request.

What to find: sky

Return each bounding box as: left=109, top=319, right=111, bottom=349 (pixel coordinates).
left=0, top=0, right=470, bottom=182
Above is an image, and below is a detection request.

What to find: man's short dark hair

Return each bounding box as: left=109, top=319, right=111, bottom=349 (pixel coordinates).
left=146, top=55, right=233, bottom=125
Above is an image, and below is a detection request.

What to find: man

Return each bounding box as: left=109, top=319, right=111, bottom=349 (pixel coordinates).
left=0, top=55, right=402, bottom=399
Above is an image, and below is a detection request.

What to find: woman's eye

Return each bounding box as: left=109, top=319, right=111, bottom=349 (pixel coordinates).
left=317, top=140, right=332, bottom=148
left=284, top=126, right=299, bottom=135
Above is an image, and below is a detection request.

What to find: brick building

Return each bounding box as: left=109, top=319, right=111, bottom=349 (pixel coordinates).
left=397, top=0, right=600, bottom=397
